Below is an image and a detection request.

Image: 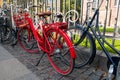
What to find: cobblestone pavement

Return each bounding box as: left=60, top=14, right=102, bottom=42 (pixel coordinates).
left=2, top=44, right=109, bottom=80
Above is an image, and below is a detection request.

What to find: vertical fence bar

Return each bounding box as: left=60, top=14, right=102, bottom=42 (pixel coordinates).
left=112, top=0, right=120, bottom=46
left=68, top=0, right=71, bottom=28
left=40, top=0, right=42, bottom=12
left=69, top=0, right=71, bottom=11
left=55, top=0, right=57, bottom=13
left=44, top=0, right=46, bottom=11
left=27, top=0, right=28, bottom=9
left=73, top=0, right=76, bottom=26
left=108, top=0, right=112, bottom=26
left=74, top=0, right=76, bottom=10
left=37, top=0, right=38, bottom=13
left=52, top=0, right=53, bottom=21
left=14, top=0, right=17, bottom=14
left=80, top=0, right=83, bottom=24
left=95, top=0, right=99, bottom=29
left=41, top=0, right=44, bottom=12
left=43, top=0, right=45, bottom=12
left=63, top=0, right=66, bottom=14
left=45, top=0, right=48, bottom=11
left=34, top=0, right=38, bottom=25
left=103, top=0, right=109, bottom=37
left=10, top=2, right=15, bottom=30
left=60, top=0, right=63, bottom=12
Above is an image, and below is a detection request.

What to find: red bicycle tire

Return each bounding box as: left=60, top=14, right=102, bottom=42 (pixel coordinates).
left=17, top=28, right=39, bottom=53
left=45, top=28, right=75, bottom=75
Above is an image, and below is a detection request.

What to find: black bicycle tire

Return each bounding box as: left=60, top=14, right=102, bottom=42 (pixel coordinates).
left=116, top=60, right=120, bottom=80
left=0, top=26, right=13, bottom=44
left=18, top=28, right=39, bottom=53
left=66, top=26, right=96, bottom=68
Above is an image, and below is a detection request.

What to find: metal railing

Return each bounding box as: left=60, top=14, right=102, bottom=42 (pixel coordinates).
left=1, top=0, right=120, bottom=45
left=7, top=0, right=82, bottom=23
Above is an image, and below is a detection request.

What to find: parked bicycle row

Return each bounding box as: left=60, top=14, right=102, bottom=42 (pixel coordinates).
left=0, top=3, right=82, bottom=76
left=0, top=0, right=120, bottom=80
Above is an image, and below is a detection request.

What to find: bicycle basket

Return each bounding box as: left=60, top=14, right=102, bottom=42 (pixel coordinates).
left=13, top=14, right=29, bottom=28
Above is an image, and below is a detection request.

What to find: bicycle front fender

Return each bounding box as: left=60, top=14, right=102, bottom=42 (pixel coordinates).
left=57, top=28, right=76, bottom=59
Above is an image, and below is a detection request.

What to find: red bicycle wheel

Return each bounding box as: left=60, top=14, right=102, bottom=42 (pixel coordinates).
left=17, top=28, right=39, bottom=53
left=45, top=28, right=75, bottom=75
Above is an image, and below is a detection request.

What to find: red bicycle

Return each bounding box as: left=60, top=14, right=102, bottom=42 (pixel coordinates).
left=13, top=11, right=39, bottom=53
left=17, top=10, right=76, bottom=75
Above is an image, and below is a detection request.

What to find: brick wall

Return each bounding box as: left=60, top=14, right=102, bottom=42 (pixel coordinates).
left=83, top=0, right=120, bottom=27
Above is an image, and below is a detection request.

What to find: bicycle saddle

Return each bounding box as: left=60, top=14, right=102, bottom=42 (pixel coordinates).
left=55, top=14, right=63, bottom=18
left=37, top=11, right=51, bottom=17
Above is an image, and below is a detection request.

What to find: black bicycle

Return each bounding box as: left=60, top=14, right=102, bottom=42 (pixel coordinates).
left=0, top=9, right=14, bottom=44
left=66, top=0, right=120, bottom=79
left=53, top=10, right=96, bottom=68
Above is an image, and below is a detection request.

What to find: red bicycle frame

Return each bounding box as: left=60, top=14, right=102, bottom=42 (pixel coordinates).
left=19, top=12, right=76, bottom=58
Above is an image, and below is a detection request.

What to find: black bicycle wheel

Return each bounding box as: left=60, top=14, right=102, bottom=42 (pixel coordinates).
left=45, top=28, right=75, bottom=75
left=66, top=26, right=96, bottom=68
left=18, top=28, right=39, bottom=53
left=0, top=26, right=13, bottom=44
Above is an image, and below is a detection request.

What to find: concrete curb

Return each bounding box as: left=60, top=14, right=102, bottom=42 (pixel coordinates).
left=92, top=50, right=119, bottom=72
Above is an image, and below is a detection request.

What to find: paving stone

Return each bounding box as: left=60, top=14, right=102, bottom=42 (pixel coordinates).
left=75, top=73, right=89, bottom=80
left=95, top=69, right=105, bottom=76
left=49, top=73, right=63, bottom=80
left=0, top=45, right=13, bottom=61
left=1, top=44, right=108, bottom=80
left=14, top=73, right=40, bottom=80
left=34, top=70, right=51, bottom=80
left=0, top=58, right=31, bottom=80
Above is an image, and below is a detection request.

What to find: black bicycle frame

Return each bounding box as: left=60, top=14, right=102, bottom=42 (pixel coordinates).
left=82, top=8, right=120, bottom=66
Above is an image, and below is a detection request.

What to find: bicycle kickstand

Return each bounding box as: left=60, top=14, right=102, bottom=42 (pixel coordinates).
left=35, top=52, right=45, bottom=66
left=106, top=64, right=114, bottom=80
